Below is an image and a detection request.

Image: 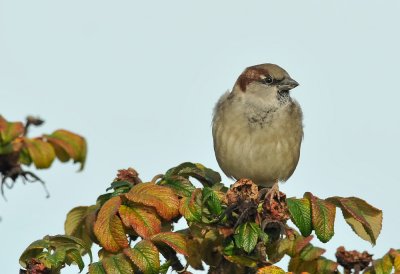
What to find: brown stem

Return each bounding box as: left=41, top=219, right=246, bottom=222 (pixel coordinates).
left=151, top=174, right=164, bottom=184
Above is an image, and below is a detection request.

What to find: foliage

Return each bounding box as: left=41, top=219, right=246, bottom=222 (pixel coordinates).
left=0, top=115, right=87, bottom=197
left=18, top=161, right=395, bottom=274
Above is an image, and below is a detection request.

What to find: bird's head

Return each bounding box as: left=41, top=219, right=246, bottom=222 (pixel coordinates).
left=233, top=63, right=299, bottom=105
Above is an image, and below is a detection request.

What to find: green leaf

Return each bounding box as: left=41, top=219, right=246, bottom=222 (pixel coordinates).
left=0, top=115, right=24, bottom=144
left=46, top=129, right=87, bottom=171
left=150, top=232, right=188, bottom=256
left=300, top=244, right=326, bottom=261
left=164, top=162, right=221, bottom=187
left=234, top=222, right=260, bottom=253
left=102, top=253, right=134, bottom=274
left=23, top=137, right=56, bottom=169
left=124, top=240, right=160, bottom=274
left=326, top=196, right=382, bottom=245
left=287, top=197, right=312, bottom=237
left=45, top=248, right=67, bottom=268
left=89, top=262, right=106, bottom=274
left=202, top=187, right=222, bottom=216
left=158, top=176, right=195, bottom=197
left=373, top=253, right=393, bottom=274
left=288, top=257, right=318, bottom=273
left=65, top=249, right=85, bottom=272
left=18, top=147, right=32, bottom=165
left=106, top=181, right=133, bottom=192
left=125, top=182, right=179, bottom=221
left=224, top=255, right=258, bottom=268
left=179, top=188, right=202, bottom=222
left=305, top=192, right=336, bottom=243
left=46, top=235, right=93, bottom=262
left=65, top=206, right=89, bottom=236
left=119, top=204, right=161, bottom=238
left=94, top=196, right=129, bottom=252
left=19, top=239, right=50, bottom=268
left=64, top=205, right=96, bottom=250
left=316, top=257, right=339, bottom=273
left=159, top=260, right=172, bottom=274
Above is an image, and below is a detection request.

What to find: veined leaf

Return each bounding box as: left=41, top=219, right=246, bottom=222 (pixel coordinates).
left=158, top=176, right=195, bottom=198
left=65, top=249, right=85, bottom=272
left=101, top=253, right=134, bottom=274
left=164, top=162, right=221, bottom=187
left=19, top=239, right=50, bottom=268
left=125, top=182, right=179, bottom=221
left=89, top=262, right=106, bottom=274
left=20, top=235, right=91, bottom=271
left=64, top=205, right=95, bottom=250
left=326, top=196, right=382, bottom=245
left=124, top=240, right=160, bottom=274
left=224, top=255, right=258, bottom=268
left=150, top=232, right=188, bottom=256
left=119, top=205, right=161, bottom=239
left=0, top=115, right=24, bottom=144
left=65, top=206, right=89, bottom=236
left=23, top=138, right=56, bottom=169
left=305, top=192, right=336, bottom=243
left=202, top=187, right=222, bottom=216
left=46, top=129, right=87, bottom=171
left=94, top=196, right=129, bottom=252
left=234, top=222, right=260, bottom=253
left=372, top=253, right=393, bottom=274
left=287, top=197, right=312, bottom=237
left=316, top=257, right=339, bottom=273
left=179, top=188, right=202, bottom=222
left=300, top=244, right=326, bottom=261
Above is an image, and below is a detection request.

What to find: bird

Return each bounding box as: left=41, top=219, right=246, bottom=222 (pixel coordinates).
left=212, top=63, right=303, bottom=195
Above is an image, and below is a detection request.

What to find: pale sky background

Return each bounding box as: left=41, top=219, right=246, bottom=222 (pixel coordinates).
left=1, top=1, right=400, bottom=273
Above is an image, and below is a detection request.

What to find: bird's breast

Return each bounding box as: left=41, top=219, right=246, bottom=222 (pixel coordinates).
left=213, top=102, right=303, bottom=187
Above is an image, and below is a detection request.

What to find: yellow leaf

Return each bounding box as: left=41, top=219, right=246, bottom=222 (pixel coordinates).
left=23, top=138, right=56, bottom=169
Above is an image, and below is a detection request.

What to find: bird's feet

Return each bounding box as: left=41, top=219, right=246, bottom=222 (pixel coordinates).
left=266, top=182, right=280, bottom=205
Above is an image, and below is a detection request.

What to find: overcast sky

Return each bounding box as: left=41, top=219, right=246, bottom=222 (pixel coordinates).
left=1, top=1, right=400, bottom=273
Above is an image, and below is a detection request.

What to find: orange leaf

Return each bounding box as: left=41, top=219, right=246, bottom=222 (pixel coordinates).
left=46, top=129, right=87, bottom=171
left=0, top=115, right=24, bottom=144
left=125, top=183, right=179, bottom=221
left=119, top=205, right=161, bottom=239
left=23, top=138, right=56, bottom=169
left=94, top=196, right=128, bottom=252
left=150, top=232, right=188, bottom=256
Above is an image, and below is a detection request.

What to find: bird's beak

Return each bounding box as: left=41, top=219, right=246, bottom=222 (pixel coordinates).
left=278, top=77, right=299, bottom=91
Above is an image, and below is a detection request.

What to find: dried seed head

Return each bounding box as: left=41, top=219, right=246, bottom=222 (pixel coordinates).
left=226, top=178, right=258, bottom=206
left=262, top=191, right=290, bottom=222
left=335, top=246, right=373, bottom=271
left=114, top=167, right=142, bottom=185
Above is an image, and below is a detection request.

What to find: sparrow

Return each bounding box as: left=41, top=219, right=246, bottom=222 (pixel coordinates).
left=212, top=63, right=303, bottom=192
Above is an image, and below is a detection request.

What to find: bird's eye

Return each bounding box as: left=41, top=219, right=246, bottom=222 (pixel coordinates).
left=263, top=75, right=274, bottom=84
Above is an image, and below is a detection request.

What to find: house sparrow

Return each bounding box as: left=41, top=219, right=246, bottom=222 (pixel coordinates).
left=212, top=63, right=303, bottom=192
